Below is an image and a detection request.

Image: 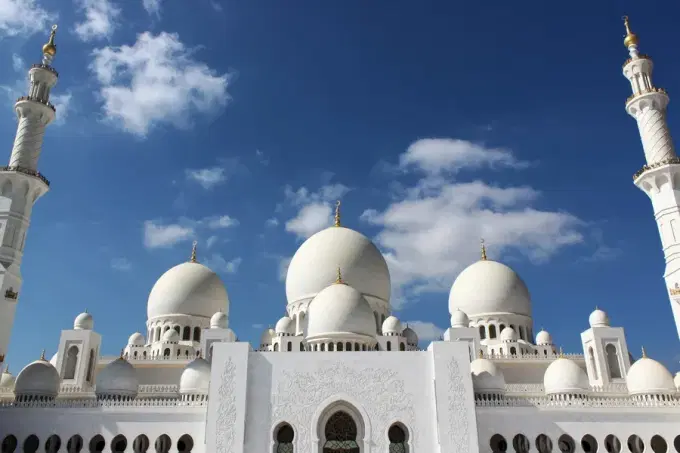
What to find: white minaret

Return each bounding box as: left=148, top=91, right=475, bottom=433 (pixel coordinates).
left=625, top=17, right=680, bottom=340
left=0, top=26, right=59, bottom=366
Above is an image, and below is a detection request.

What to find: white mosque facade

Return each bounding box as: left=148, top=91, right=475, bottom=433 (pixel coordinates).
left=0, top=18, right=679, bottom=453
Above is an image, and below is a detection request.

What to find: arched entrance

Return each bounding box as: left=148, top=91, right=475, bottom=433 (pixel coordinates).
left=323, top=411, right=360, bottom=452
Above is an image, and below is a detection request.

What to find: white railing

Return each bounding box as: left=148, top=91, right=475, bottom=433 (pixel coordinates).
left=476, top=395, right=680, bottom=408
left=0, top=397, right=207, bottom=409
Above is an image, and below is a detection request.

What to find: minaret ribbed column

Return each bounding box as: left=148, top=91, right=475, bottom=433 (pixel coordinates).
left=0, top=26, right=58, bottom=367
left=626, top=16, right=680, bottom=341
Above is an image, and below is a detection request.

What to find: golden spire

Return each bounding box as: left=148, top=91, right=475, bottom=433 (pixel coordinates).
left=120, top=349, right=125, bottom=359
left=558, top=347, right=564, bottom=358
left=190, top=241, right=198, bottom=263
left=42, top=25, right=58, bottom=57
left=478, top=349, right=484, bottom=359
left=335, top=266, right=344, bottom=284
left=622, top=16, right=639, bottom=48
left=333, top=200, right=341, bottom=227
left=641, top=346, right=647, bottom=358
left=480, top=238, right=487, bottom=261
left=40, top=350, right=46, bottom=361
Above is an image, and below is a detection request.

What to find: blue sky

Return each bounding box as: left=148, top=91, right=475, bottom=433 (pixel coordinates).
left=1, top=0, right=679, bottom=371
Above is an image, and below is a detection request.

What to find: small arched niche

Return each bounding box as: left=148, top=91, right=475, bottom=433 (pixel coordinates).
left=316, top=402, right=365, bottom=453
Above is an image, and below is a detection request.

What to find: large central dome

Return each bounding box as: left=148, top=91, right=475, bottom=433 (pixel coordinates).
left=285, top=226, right=391, bottom=306
left=147, top=262, right=229, bottom=320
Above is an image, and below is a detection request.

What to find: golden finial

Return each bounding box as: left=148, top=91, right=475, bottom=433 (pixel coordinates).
left=40, top=350, right=46, bottom=361
left=335, top=267, right=344, bottom=284
left=42, top=25, right=58, bottom=57
left=622, top=16, right=639, bottom=48
left=641, top=346, right=647, bottom=358
left=190, top=241, right=198, bottom=263
left=120, top=349, right=125, bottom=359
left=333, top=200, right=341, bottom=227
left=478, top=349, right=484, bottom=359
left=558, top=347, right=564, bottom=358
left=480, top=238, right=487, bottom=261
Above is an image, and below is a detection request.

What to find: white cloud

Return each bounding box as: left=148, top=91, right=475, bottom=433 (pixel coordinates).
left=74, top=0, right=120, bottom=42
left=143, top=220, right=193, bottom=248
left=185, top=166, right=226, bottom=189
left=283, top=183, right=350, bottom=239
left=206, top=235, right=218, bottom=248
left=405, top=321, right=444, bottom=341
left=265, top=217, right=279, bottom=227
left=363, top=138, right=583, bottom=308
left=203, top=254, right=241, bottom=274
left=206, top=215, right=238, bottom=229
left=11, top=54, right=23, bottom=72
left=90, top=32, right=230, bottom=136
left=51, top=93, right=72, bottom=125
left=0, top=0, right=55, bottom=37
left=255, top=149, right=269, bottom=165
left=278, top=256, right=291, bottom=282
left=110, top=257, right=131, bottom=271
left=251, top=323, right=263, bottom=329
left=142, top=0, right=161, bottom=17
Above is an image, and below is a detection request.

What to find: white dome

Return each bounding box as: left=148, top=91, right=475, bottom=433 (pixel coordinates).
left=128, top=332, right=145, bottom=346
left=470, top=358, right=506, bottom=393
left=403, top=326, right=418, bottom=345
left=589, top=308, right=609, bottom=328
left=95, top=357, right=139, bottom=398
left=162, top=329, right=180, bottom=343
left=74, top=312, right=93, bottom=330
left=307, top=283, right=377, bottom=338
left=543, top=358, right=589, bottom=395
left=382, top=316, right=403, bottom=335
left=285, top=226, right=390, bottom=306
left=500, top=326, right=518, bottom=343
left=210, top=311, right=228, bottom=329
left=0, top=369, right=15, bottom=389
left=626, top=356, right=676, bottom=396
left=535, top=330, right=552, bottom=346
left=448, top=259, right=531, bottom=318
left=275, top=316, right=295, bottom=335
left=674, top=372, right=680, bottom=390
left=14, top=358, right=60, bottom=398
left=147, top=262, right=229, bottom=320
left=260, top=328, right=275, bottom=346
left=179, top=357, right=211, bottom=395
left=450, top=309, right=469, bottom=328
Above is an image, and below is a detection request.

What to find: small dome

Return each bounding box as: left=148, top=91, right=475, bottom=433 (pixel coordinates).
left=14, top=357, right=60, bottom=398
left=382, top=316, right=403, bottom=335
left=450, top=309, right=469, bottom=328
left=275, top=316, right=295, bottom=336
left=95, top=357, right=139, bottom=398
left=403, top=326, right=418, bottom=345
left=626, top=356, right=676, bottom=396
left=500, top=327, right=518, bottom=343
left=74, top=312, right=93, bottom=330
left=260, top=328, right=275, bottom=346
left=589, top=308, right=609, bottom=328
left=470, top=358, right=506, bottom=393
left=128, top=332, right=145, bottom=346
left=307, top=282, right=377, bottom=338
left=210, top=311, right=228, bottom=329
left=535, top=330, right=552, bottom=346
left=162, top=329, right=180, bottom=343
left=147, top=262, right=229, bottom=320
left=674, top=372, right=680, bottom=390
left=285, top=226, right=391, bottom=307
left=543, top=358, right=589, bottom=395
left=179, top=357, right=211, bottom=395
left=449, top=259, right=531, bottom=318
left=0, top=368, right=15, bottom=389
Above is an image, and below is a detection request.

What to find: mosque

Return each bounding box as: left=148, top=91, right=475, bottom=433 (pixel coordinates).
left=0, top=17, right=680, bottom=453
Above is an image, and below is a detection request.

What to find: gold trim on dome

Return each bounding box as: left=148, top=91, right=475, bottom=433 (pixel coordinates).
left=334, top=267, right=344, bottom=285
left=190, top=241, right=198, bottom=263
left=480, top=238, right=487, bottom=261
left=334, top=200, right=341, bottom=227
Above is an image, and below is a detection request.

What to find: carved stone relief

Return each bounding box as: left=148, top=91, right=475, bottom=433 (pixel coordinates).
left=447, top=356, right=470, bottom=453
left=215, top=357, right=237, bottom=453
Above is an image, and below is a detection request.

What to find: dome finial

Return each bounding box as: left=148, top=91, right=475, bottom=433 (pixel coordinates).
left=40, top=349, right=46, bottom=361
left=335, top=266, right=344, bottom=284
left=480, top=238, right=487, bottom=260
left=641, top=346, right=647, bottom=358
left=120, top=349, right=125, bottom=359
left=622, top=16, right=639, bottom=48
left=333, top=200, right=341, bottom=227
left=190, top=240, right=198, bottom=263
left=42, top=25, right=58, bottom=64
left=558, top=347, right=564, bottom=358
left=478, top=349, right=484, bottom=359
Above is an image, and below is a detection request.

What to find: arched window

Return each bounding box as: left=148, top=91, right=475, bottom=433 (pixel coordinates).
left=1, top=435, right=17, bottom=453
left=510, top=347, right=517, bottom=356
left=519, top=326, right=525, bottom=340
left=588, top=347, right=599, bottom=380
left=386, top=341, right=392, bottom=351
left=605, top=344, right=622, bottom=379
left=86, top=349, right=95, bottom=383
left=388, top=424, right=408, bottom=453
left=182, top=326, right=191, bottom=340
left=193, top=327, right=201, bottom=342
left=88, top=435, right=105, bottom=453
left=287, top=342, right=292, bottom=351
left=489, top=325, right=497, bottom=339
left=64, top=345, right=79, bottom=379
left=23, top=435, right=39, bottom=453
left=274, top=343, right=279, bottom=352
left=173, top=325, right=181, bottom=335
left=479, top=325, right=486, bottom=339
left=111, top=435, right=127, bottom=453
left=66, top=435, right=83, bottom=453
left=132, top=435, right=149, bottom=453
left=328, top=343, right=334, bottom=351
left=499, top=324, right=506, bottom=333
left=45, top=435, right=61, bottom=453
left=337, top=342, right=344, bottom=352
left=323, top=411, right=359, bottom=452
left=154, top=435, right=171, bottom=453
left=164, top=348, right=170, bottom=357
left=177, top=435, right=193, bottom=453
left=345, top=342, right=351, bottom=351
left=300, top=343, right=305, bottom=351
left=274, top=424, right=294, bottom=453
left=399, top=343, right=405, bottom=351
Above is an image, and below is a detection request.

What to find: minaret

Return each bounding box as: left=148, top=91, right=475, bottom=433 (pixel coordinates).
left=0, top=26, right=58, bottom=366
left=624, top=17, right=680, bottom=339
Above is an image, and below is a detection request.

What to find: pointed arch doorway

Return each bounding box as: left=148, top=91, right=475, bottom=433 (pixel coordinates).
left=322, top=411, right=360, bottom=453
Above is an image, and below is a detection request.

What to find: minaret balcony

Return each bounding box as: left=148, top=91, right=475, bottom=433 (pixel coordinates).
left=30, top=63, right=58, bottom=77
left=626, top=87, right=668, bottom=105
left=14, top=96, right=55, bottom=112
left=622, top=53, right=652, bottom=69
left=633, top=156, right=680, bottom=180
left=0, top=166, right=50, bottom=186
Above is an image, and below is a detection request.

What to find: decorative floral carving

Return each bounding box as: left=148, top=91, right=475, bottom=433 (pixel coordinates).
left=447, top=357, right=470, bottom=453
left=215, top=358, right=236, bottom=453
left=271, top=362, right=415, bottom=453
